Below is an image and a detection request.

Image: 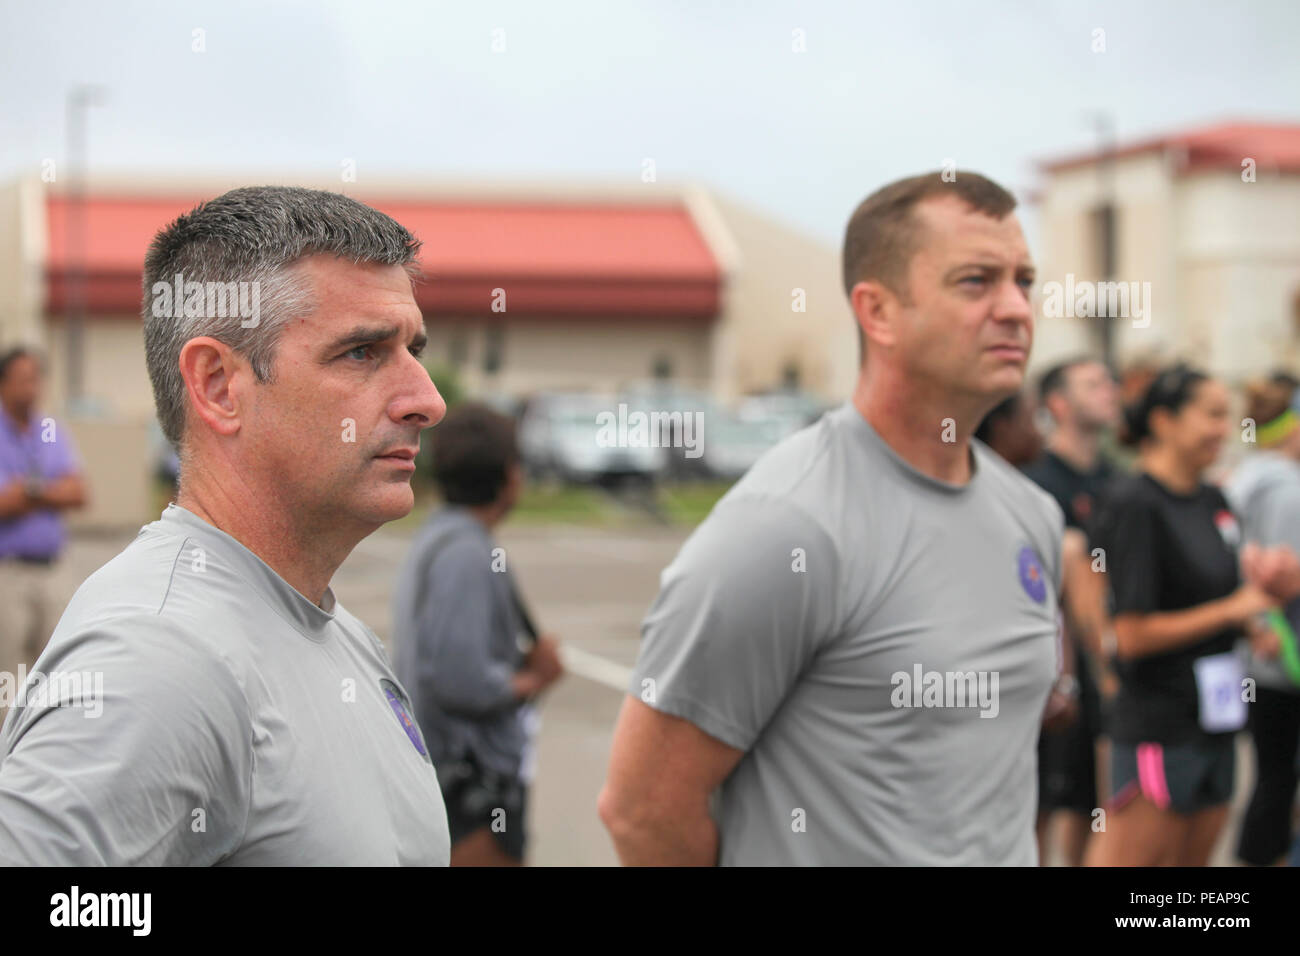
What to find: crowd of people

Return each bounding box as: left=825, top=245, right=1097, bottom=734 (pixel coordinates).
left=978, top=359, right=1300, bottom=865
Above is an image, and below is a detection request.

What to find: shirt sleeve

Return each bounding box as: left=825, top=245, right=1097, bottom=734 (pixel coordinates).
left=1096, top=490, right=1161, bottom=615
left=414, top=537, right=517, bottom=717
left=628, top=494, right=840, bottom=752
left=0, top=616, right=253, bottom=865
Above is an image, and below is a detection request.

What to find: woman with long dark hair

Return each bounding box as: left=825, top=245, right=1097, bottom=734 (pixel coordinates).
left=1086, top=364, right=1274, bottom=866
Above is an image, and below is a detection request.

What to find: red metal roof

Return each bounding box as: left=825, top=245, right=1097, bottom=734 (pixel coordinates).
left=1040, top=122, right=1300, bottom=175
left=45, top=194, right=721, bottom=319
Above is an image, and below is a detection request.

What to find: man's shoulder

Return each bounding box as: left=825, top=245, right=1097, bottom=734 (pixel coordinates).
left=975, top=443, right=1065, bottom=533
left=51, top=524, right=254, bottom=671
left=717, top=408, right=851, bottom=527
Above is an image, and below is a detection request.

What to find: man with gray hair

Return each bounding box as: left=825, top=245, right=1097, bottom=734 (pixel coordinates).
left=0, top=186, right=450, bottom=865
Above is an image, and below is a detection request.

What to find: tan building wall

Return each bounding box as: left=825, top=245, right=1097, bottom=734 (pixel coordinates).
left=1034, top=151, right=1300, bottom=384
left=708, top=192, right=856, bottom=404
left=0, top=176, right=47, bottom=347
left=424, top=317, right=713, bottom=397
left=41, top=316, right=153, bottom=421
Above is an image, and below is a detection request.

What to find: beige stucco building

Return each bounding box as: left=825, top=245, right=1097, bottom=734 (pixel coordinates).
left=1030, top=122, right=1300, bottom=384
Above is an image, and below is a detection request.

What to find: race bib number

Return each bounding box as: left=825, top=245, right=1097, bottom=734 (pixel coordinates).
left=1193, top=651, right=1247, bottom=733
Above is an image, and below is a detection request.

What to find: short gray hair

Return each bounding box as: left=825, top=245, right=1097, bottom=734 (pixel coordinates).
left=142, top=186, right=423, bottom=449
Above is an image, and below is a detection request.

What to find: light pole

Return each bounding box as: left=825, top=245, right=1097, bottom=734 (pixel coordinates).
left=64, top=84, right=106, bottom=410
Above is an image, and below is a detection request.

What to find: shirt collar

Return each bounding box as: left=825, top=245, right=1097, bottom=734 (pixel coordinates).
left=835, top=401, right=980, bottom=495
left=155, top=503, right=339, bottom=640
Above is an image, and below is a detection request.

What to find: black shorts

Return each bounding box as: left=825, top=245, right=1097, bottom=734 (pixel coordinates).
left=1108, top=735, right=1235, bottom=814
left=439, top=756, right=528, bottom=861
left=1037, top=656, right=1102, bottom=815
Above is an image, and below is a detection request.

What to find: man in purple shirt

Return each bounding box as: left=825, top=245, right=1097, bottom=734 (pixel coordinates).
left=0, top=347, right=88, bottom=702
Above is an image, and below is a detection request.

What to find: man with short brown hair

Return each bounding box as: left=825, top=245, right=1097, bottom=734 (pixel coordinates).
left=600, top=171, right=1064, bottom=865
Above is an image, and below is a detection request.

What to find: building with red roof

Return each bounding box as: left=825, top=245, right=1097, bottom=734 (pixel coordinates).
left=0, top=174, right=854, bottom=525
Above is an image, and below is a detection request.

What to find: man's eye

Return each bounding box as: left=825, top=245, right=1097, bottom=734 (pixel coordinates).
left=960, top=276, right=987, bottom=286
left=1018, top=277, right=1035, bottom=290
left=409, top=344, right=425, bottom=359
left=345, top=345, right=373, bottom=361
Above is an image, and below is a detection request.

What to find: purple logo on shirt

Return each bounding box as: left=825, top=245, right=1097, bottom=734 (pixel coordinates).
left=379, top=679, right=429, bottom=760
left=1017, top=545, right=1047, bottom=604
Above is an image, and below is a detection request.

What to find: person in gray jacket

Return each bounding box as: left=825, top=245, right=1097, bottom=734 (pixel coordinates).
left=1227, top=373, right=1300, bottom=865
left=392, top=402, right=563, bottom=866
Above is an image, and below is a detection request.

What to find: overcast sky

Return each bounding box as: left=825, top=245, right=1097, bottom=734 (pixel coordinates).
left=2, top=0, right=1297, bottom=248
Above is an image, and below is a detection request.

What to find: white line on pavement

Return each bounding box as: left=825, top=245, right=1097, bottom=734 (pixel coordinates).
left=561, top=645, right=633, bottom=693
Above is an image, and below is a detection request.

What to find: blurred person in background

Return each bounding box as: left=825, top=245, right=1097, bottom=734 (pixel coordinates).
left=1085, top=364, right=1275, bottom=866
left=1226, top=373, right=1300, bottom=865
left=973, top=389, right=1042, bottom=466
left=0, top=346, right=87, bottom=707
left=1021, top=358, right=1122, bottom=865
left=392, top=402, right=564, bottom=866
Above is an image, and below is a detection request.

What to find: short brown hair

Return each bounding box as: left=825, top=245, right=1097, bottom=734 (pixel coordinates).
left=842, top=171, right=1018, bottom=358
left=431, top=402, right=520, bottom=506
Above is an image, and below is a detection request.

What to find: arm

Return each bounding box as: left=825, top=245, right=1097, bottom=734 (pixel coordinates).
left=0, top=479, right=32, bottom=519
left=1113, top=585, right=1271, bottom=660
left=599, top=696, right=744, bottom=866
left=597, top=496, right=838, bottom=866
left=33, top=473, right=88, bottom=511
left=1062, top=528, right=1108, bottom=661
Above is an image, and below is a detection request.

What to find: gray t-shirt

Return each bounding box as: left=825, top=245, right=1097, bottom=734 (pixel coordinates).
left=629, top=401, right=1064, bottom=865
left=0, top=503, right=449, bottom=865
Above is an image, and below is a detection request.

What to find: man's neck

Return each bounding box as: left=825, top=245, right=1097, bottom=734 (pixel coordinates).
left=852, top=367, right=981, bottom=485
left=176, top=466, right=368, bottom=608
left=1046, top=422, right=1101, bottom=473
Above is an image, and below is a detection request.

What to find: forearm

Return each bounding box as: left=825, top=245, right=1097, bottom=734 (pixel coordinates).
left=1115, top=596, right=1244, bottom=659
left=510, top=668, right=544, bottom=700
left=36, top=477, right=86, bottom=510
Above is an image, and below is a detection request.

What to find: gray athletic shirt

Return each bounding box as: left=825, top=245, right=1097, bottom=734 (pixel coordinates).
left=629, top=402, right=1064, bottom=865
left=0, top=503, right=449, bottom=865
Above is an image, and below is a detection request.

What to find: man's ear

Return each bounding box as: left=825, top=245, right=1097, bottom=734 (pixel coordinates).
left=177, top=337, right=245, bottom=438
left=850, top=279, right=899, bottom=351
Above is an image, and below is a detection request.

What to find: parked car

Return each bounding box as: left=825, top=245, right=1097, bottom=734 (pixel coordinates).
left=518, top=391, right=665, bottom=484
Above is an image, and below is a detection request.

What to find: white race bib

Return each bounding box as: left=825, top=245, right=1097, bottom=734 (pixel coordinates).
left=1193, top=651, right=1247, bottom=733
left=518, top=704, right=542, bottom=784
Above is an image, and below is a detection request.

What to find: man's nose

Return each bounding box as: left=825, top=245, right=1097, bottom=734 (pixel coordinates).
left=994, top=278, right=1033, bottom=326
left=390, top=356, right=446, bottom=430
